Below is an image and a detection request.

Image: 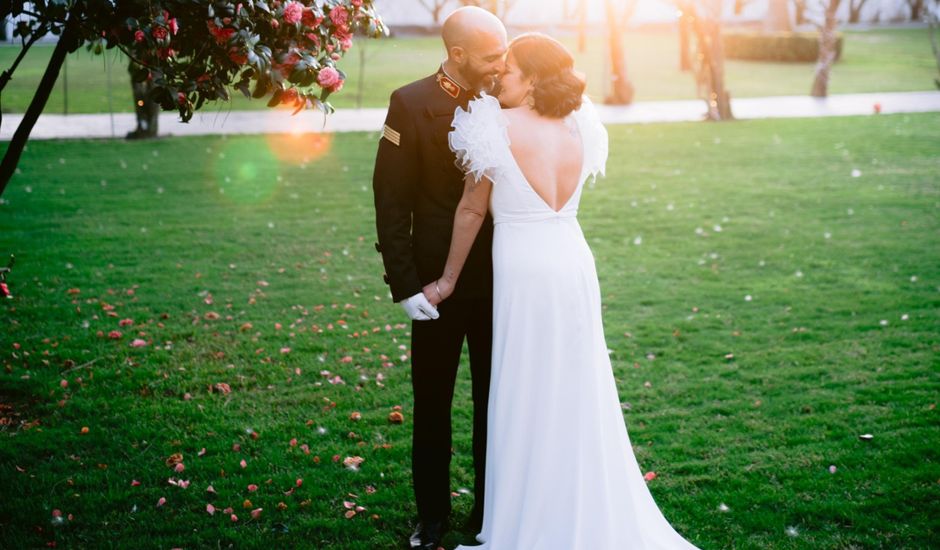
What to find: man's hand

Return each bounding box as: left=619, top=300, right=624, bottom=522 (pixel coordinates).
left=400, top=292, right=440, bottom=321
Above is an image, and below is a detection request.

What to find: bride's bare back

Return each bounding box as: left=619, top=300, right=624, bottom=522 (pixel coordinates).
left=504, top=107, right=583, bottom=212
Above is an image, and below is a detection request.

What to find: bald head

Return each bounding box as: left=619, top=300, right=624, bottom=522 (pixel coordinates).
left=440, top=7, right=507, bottom=93
left=442, top=6, right=507, bottom=53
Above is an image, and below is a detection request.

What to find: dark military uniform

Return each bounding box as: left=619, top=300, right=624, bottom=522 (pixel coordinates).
left=373, top=66, right=493, bottom=527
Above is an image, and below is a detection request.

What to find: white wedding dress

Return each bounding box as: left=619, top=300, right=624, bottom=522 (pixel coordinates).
left=449, top=94, right=700, bottom=550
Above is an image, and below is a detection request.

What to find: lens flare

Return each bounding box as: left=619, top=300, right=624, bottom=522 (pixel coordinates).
left=265, top=132, right=333, bottom=166
left=208, top=137, right=280, bottom=205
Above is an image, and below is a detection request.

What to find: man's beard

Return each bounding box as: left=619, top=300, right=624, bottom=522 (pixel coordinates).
left=463, top=65, right=499, bottom=94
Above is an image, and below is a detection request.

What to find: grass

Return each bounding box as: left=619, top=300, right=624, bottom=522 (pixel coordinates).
left=0, top=26, right=935, bottom=116
left=0, top=112, right=939, bottom=549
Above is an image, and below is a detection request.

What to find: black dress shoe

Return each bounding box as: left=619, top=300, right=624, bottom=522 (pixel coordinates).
left=409, top=519, right=446, bottom=549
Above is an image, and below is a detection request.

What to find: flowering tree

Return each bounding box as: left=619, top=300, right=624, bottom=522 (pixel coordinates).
left=0, top=0, right=387, bottom=196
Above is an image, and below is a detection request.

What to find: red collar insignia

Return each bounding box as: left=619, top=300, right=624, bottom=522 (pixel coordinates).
left=437, top=73, right=461, bottom=99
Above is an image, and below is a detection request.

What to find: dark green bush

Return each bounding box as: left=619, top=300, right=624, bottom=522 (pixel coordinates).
left=722, top=31, right=843, bottom=62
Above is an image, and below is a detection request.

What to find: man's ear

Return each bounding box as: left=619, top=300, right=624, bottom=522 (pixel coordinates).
left=449, top=46, right=466, bottom=65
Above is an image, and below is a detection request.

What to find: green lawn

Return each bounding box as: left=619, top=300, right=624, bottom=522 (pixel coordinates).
left=0, top=26, right=935, bottom=116
left=1, top=113, right=939, bottom=549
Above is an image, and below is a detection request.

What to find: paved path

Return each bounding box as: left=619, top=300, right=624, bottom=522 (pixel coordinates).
left=2, top=90, right=937, bottom=141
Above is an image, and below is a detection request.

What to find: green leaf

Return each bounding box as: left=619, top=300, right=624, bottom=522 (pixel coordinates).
left=267, top=88, right=283, bottom=107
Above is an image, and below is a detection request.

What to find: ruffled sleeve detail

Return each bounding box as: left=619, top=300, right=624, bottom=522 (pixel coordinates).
left=572, top=96, right=609, bottom=183
left=448, top=93, right=511, bottom=184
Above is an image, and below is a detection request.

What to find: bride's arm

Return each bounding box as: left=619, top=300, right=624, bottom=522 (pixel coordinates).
left=423, top=174, right=492, bottom=305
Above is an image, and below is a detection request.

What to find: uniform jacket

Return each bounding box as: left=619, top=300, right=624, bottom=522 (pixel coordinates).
left=373, top=67, right=494, bottom=302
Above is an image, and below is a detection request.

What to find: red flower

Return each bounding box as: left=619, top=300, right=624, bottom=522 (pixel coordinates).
left=168, top=18, right=179, bottom=35
left=283, top=1, right=303, bottom=24
left=229, top=49, right=248, bottom=65
left=207, top=20, right=236, bottom=44
left=134, top=30, right=145, bottom=43
left=329, top=6, right=349, bottom=28
left=177, top=92, right=187, bottom=105
left=281, top=88, right=299, bottom=105
left=301, top=8, right=323, bottom=28
left=152, top=25, right=169, bottom=41
left=317, top=66, right=343, bottom=92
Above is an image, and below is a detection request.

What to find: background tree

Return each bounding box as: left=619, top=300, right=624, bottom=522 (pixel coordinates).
left=792, top=0, right=809, bottom=25
left=765, top=0, right=792, bottom=32
left=847, top=0, right=869, bottom=23
left=417, top=0, right=451, bottom=25
left=0, top=0, right=386, bottom=197
left=457, top=0, right=518, bottom=19
left=929, top=0, right=940, bottom=88
left=676, top=0, right=694, bottom=71
left=688, top=0, right=733, bottom=120
left=604, top=0, right=638, bottom=104
left=907, top=0, right=926, bottom=20
left=563, top=0, right=588, bottom=53
left=809, top=0, right=843, bottom=97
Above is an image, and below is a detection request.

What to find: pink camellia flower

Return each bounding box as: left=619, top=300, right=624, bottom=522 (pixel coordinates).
left=152, top=26, right=169, bottom=41
left=251, top=507, right=263, bottom=519
left=228, top=49, right=248, bottom=65
left=206, top=503, right=216, bottom=515
left=301, top=8, right=323, bottom=28
left=352, top=0, right=363, bottom=7
left=134, top=30, right=145, bottom=43
left=156, top=496, right=167, bottom=507
left=119, top=318, right=134, bottom=326
left=329, top=5, right=349, bottom=28
left=247, top=484, right=258, bottom=492
left=168, top=18, right=179, bottom=35
left=317, top=66, right=343, bottom=91
left=174, top=462, right=185, bottom=473
left=643, top=471, right=657, bottom=481
left=207, top=20, right=236, bottom=44
left=177, top=92, right=187, bottom=105
left=283, top=1, right=303, bottom=24
left=108, top=330, right=122, bottom=339
left=130, top=339, right=147, bottom=347
left=270, top=17, right=280, bottom=29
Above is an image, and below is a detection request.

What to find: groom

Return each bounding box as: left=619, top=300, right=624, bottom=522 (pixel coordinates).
left=372, top=7, right=507, bottom=550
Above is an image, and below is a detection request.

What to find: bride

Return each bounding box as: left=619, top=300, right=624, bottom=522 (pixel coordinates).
left=422, top=33, right=701, bottom=549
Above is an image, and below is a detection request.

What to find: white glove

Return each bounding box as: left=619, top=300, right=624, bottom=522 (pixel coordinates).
left=400, top=292, right=440, bottom=321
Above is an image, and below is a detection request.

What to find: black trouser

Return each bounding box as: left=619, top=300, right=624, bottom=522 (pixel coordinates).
left=411, top=296, right=492, bottom=524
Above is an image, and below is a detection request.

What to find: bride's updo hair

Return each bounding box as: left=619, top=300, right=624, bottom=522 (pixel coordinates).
left=509, top=33, right=585, bottom=118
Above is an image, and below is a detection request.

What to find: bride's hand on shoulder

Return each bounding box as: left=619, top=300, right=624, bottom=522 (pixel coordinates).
left=422, top=279, right=453, bottom=306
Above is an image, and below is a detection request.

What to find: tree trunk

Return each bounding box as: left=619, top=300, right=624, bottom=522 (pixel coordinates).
left=604, top=0, right=634, bottom=104
left=848, top=0, right=868, bottom=23
left=811, top=0, right=842, bottom=97
left=928, top=5, right=940, bottom=89
left=690, top=0, right=733, bottom=120
left=0, top=14, right=79, bottom=197
left=765, top=0, right=792, bottom=32
left=907, top=0, right=924, bottom=21
left=578, top=0, right=587, bottom=53
left=792, top=0, right=808, bottom=25
left=678, top=1, right=693, bottom=71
